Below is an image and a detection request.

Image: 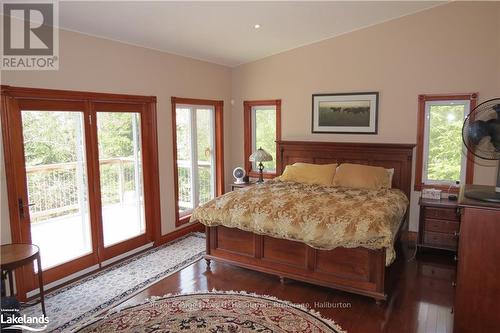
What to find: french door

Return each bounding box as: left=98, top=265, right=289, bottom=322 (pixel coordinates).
left=175, top=104, right=216, bottom=217
left=171, top=97, right=224, bottom=227
left=1, top=87, right=160, bottom=298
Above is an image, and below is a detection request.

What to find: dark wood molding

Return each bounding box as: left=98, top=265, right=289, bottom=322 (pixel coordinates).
left=415, top=93, right=477, bottom=191
left=243, top=99, right=281, bottom=178
left=149, top=101, right=163, bottom=245
left=171, top=97, right=224, bottom=227
left=155, top=222, right=205, bottom=247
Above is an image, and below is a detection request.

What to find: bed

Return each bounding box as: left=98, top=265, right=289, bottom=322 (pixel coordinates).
left=194, top=141, right=414, bottom=302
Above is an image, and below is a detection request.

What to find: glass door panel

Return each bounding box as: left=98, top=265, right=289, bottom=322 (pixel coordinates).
left=175, top=106, right=216, bottom=216
left=96, top=112, right=146, bottom=247
left=21, top=111, right=92, bottom=270
left=176, top=107, right=194, bottom=216
left=196, top=108, right=215, bottom=205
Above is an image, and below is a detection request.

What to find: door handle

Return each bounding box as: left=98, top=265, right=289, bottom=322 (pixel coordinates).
left=18, top=199, right=35, bottom=219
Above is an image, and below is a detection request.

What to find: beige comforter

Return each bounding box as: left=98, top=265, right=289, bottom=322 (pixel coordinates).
left=191, top=180, right=409, bottom=265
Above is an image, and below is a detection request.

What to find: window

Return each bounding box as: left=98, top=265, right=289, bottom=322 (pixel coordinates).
left=244, top=100, right=281, bottom=177
left=415, top=94, right=477, bottom=191
left=171, top=97, right=224, bottom=226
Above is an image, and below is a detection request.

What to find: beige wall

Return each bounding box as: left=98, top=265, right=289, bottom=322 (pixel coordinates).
left=1, top=29, right=232, bottom=241
left=498, top=3, right=500, bottom=92
left=230, top=2, right=500, bottom=231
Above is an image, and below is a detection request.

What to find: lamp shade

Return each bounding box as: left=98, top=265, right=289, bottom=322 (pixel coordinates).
left=249, top=147, right=273, bottom=162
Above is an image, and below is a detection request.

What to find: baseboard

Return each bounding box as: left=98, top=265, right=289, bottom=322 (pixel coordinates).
left=155, top=222, right=204, bottom=246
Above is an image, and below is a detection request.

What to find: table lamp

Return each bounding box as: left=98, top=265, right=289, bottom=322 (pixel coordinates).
left=249, top=147, right=273, bottom=184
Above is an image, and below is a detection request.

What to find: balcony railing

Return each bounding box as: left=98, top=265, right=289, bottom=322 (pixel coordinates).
left=177, top=160, right=213, bottom=212
left=26, top=158, right=140, bottom=223
left=26, top=157, right=212, bottom=223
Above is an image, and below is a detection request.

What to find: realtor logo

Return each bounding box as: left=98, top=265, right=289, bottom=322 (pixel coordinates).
left=1, top=1, right=59, bottom=70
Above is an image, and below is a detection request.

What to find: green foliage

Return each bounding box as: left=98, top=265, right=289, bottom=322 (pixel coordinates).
left=22, top=111, right=139, bottom=165
left=22, top=111, right=81, bottom=165
left=176, top=108, right=191, bottom=161
left=427, top=105, right=464, bottom=182
left=255, top=108, right=276, bottom=171
left=97, top=112, right=138, bottom=159
left=21, top=111, right=142, bottom=222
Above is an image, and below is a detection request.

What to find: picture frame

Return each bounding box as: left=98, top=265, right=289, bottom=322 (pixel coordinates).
left=311, top=92, right=379, bottom=134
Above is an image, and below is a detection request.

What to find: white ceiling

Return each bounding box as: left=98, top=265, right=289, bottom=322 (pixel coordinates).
left=58, top=1, right=444, bottom=67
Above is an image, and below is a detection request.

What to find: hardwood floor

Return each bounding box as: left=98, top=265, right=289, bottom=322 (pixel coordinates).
left=118, top=244, right=455, bottom=333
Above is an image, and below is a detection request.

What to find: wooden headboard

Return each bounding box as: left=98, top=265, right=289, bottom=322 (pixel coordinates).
left=277, top=141, right=415, bottom=199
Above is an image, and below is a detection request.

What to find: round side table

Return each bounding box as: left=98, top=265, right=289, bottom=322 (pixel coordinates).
left=1, top=244, right=46, bottom=316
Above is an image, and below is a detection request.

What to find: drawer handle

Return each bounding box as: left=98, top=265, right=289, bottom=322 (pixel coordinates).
left=454, top=231, right=460, bottom=237
left=451, top=281, right=456, bottom=287
left=454, top=255, right=458, bottom=262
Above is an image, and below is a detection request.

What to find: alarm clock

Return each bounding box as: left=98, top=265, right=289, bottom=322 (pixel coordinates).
left=422, top=188, right=441, bottom=200
left=233, top=167, right=246, bottom=184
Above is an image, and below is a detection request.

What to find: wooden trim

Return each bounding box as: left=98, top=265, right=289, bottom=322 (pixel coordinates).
left=155, top=222, right=205, bottom=246
left=215, top=102, right=225, bottom=195
left=148, top=101, right=163, bottom=245
left=0, top=86, right=161, bottom=299
left=415, top=93, right=477, bottom=191
left=1, top=85, right=156, bottom=103
left=171, top=97, right=224, bottom=227
left=243, top=99, right=281, bottom=178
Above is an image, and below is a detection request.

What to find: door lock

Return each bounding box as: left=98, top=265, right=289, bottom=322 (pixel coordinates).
left=18, top=199, right=35, bottom=219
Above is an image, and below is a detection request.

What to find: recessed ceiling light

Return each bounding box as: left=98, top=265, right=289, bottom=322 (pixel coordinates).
left=254, top=24, right=261, bottom=29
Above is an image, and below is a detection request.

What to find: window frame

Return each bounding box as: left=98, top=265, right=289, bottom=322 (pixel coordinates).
left=415, top=93, right=477, bottom=192
left=171, top=97, right=224, bottom=226
left=243, top=99, right=281, bottom=178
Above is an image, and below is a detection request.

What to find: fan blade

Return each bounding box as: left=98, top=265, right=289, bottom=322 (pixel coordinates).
left=468, top=120, right=489, bottom=145
left=486, top=119, right=500, bottom=151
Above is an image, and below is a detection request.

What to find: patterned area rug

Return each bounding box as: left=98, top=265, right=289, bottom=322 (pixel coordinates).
left=23, top=233, right=205, bottom=332
left=76, top=291, right=345, bottom=333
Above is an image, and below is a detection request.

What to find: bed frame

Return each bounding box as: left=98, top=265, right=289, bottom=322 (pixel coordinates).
left=204, top=141, right=414, bottom=301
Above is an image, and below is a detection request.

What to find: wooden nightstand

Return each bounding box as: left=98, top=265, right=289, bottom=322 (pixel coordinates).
left=418, top=197, right=460, bottom=252
left=230, top=182, right=255, bottom=191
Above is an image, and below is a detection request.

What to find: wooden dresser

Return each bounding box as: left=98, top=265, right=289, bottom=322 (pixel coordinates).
left=418, top=197, right=460, bottom=252
left=453, top=185, right=500, bottom=333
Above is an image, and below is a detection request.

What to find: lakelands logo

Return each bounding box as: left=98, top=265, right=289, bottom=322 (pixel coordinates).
left=1, top=310, right=49, bottom=332
left=1, top=1, right=59, bottom=70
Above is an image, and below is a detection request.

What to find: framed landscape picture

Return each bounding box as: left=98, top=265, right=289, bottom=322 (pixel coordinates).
left=312, top=92, right=379, bottom=134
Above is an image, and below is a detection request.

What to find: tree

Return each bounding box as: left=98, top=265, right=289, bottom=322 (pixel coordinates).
left=427, top=105, right=464, bottom=182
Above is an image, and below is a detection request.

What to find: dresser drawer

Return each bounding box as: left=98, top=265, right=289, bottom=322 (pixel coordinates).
left=424, top=219, right=459, bottom=234
left=424, top=207, right=459, bottom=221
left=423, top=231, right=457, bottom=249
left=419, top=263, right=455, bottom=281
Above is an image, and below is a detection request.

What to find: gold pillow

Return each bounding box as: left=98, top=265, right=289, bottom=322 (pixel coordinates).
left=279, top=163, right=337, bottom=186
left=332, top=163, right=391, bottom=189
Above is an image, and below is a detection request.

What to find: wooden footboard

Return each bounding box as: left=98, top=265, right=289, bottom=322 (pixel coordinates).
left=205, top=226, right=388, bottom=301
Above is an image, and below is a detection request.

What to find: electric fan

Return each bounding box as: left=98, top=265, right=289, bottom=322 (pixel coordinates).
left=462, top=98, right=500, bottom=202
